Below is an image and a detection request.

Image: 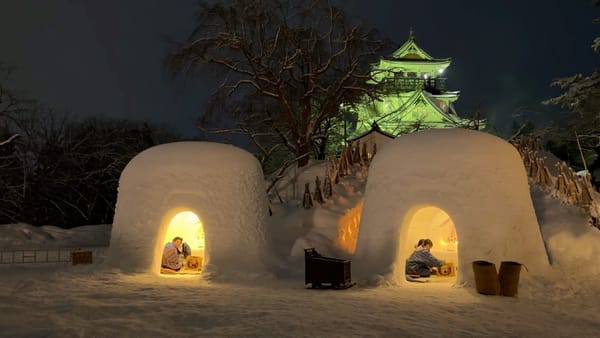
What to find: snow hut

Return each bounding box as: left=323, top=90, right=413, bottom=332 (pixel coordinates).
left=106, top=142, right=269, bottom=278
left=353, top=128, right=550, bottom=286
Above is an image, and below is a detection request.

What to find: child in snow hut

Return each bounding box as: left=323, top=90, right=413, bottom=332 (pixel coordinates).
left=414, top=239, right=425, bottom=251
left=405, top=238, right=445, bottom=277
left=161, top=236, right=184, bottom=271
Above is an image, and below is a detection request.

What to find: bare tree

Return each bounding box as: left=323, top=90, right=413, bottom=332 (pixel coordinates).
left=199, top=90, right=294, bottom=174
left=0, top=61, right=181, bottom=227
left=0, top=63, right=41, bottom=222
left=166, top=0, right=386, bottom=167
left=0, top=64, right=27, bottom=147
left=19, top=118, right=178, bottom=228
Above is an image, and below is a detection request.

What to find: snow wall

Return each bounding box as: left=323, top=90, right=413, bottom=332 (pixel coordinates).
left=353, top=128, right=550, bottom=286
left=106, top=141, right=269, bottom=279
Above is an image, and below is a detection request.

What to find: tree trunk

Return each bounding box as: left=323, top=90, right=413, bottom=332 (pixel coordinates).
left=315, top=136, right=327, bottom=160
left=296, top=140, right=311, bottom=167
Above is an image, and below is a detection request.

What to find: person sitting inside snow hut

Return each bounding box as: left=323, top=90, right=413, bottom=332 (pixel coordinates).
left=405, top=238, right=444, bottom=278
left=161, top=236, right=184, bottom=272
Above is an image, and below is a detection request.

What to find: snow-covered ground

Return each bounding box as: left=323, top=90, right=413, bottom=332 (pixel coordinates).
left=2, top=135, right=600, bottom=337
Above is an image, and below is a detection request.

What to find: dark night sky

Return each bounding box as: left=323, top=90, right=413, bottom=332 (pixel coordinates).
left=0, top=1, right=598, bottom=137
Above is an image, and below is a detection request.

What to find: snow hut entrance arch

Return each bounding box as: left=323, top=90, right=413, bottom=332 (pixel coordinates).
left=106, top=142, right=269, bottom=279
left=160, top=210, right=206, bottom=273
left=402, top=205, right=458, bottom=281
left=353, top=129, right=550, bottom=286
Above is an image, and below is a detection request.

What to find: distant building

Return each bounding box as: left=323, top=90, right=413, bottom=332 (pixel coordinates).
left=344, top=30, right=484, bottom=142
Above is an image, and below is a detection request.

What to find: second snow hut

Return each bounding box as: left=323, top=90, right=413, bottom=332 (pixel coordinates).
left=353, top=128, right=550, bottom=286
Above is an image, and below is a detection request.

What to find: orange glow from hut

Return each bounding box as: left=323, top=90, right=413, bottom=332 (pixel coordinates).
left=336, top=200, right=364, bottom=254
left=404, top=206, right=458, bottom=279
left=160, top=211, right=205, bottom=274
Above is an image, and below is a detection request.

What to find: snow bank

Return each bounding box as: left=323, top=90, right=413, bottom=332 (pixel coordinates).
left=0, top=223, right=110, bottom=249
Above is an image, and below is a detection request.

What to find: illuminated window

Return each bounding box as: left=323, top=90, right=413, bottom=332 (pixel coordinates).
left=336, top=200, right=364, bottom=254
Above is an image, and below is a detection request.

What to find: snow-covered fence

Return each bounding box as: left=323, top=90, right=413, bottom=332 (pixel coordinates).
left=512, top=135, right=600, bottom=227
left=0, top=246, right=107, bottom=267
left=302, top=140, right=377, bottom=209
left=0, top=248, right=71, bottom=264
left=302, top=182, right=313, bottom=209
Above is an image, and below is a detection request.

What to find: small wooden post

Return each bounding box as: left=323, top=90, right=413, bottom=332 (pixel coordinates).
left=303, top=182, right=313, bottom=209
left=323, top=174, right=333, bottom=199
left=313, top=176, right=324, bottom=204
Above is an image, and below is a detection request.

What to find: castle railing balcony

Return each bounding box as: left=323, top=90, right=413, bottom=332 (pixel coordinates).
left=380, top=77, right=447, bottom=94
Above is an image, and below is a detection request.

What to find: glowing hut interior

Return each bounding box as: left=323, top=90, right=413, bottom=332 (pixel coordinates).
left=336, top=201, right=458, bottom=282
left=161, top=211, right=206, bottom=273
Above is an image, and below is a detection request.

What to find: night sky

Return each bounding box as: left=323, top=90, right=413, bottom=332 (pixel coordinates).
left=0, top=0, right=598, bottom=137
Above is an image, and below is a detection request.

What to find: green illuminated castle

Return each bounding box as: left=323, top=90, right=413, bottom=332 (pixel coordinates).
left=342, top=30, right=482, bottom=142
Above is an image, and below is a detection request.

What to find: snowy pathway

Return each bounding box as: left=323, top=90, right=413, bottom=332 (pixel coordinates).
left=1, top=269, right=598, bottom=337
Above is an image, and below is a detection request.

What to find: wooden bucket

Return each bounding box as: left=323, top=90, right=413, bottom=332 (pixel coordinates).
left=499, top=261, right=522, bottom=297
left=472, top=260, right=500, bottom=295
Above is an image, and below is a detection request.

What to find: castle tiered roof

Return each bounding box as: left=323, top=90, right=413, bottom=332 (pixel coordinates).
left=371, top=31, right=452, bottom=83
left=338, top=30, right=485, bottom=145
left=389, top=31, right=450, bottom=63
